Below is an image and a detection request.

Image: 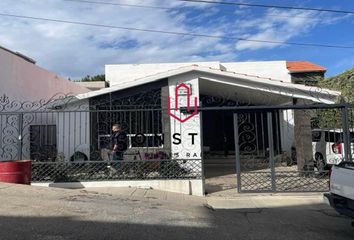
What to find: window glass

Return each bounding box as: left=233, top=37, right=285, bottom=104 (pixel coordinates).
left=312, top=131, right=321, bottom=142
left=324, top=132, right=341, bottom=143
left=350, top=133, right=354, bottom=142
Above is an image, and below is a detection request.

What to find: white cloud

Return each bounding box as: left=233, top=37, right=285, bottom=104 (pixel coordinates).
left=0, top=0, right=348, bottom=79
left=234, top=9, right=344, bottom=51
left=0, top=0, right=229, bottom=78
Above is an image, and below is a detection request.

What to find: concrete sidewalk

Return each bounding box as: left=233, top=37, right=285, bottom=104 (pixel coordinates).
left=0, top=182, right=327, bottom=209
left=90, top=186, right=326, bottom=209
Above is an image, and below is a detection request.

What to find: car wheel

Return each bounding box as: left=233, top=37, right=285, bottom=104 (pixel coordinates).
left=70, top=151, right=88, bottom=162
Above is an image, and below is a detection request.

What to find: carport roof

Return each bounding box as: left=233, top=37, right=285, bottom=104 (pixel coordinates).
left=74, top=65, right=340, bottom=104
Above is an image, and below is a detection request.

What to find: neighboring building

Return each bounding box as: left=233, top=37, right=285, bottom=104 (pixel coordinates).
left=287, top=61, right=326, bottom=85
left=0, top=45, right=89, bottom=101
left=76, top=81, right=107, bottom=91
left=0, top=45, right=89, bottom=162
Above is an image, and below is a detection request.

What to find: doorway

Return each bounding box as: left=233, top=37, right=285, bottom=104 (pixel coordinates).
left=202, top=109, right=282, bottom=196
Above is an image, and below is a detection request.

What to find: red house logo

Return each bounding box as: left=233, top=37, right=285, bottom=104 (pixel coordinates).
left=168, top=83, right=198, bottom=123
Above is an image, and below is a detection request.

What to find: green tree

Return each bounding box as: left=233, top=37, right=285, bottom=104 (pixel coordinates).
left=314, top=67, right=354, bottom=128
left=80, top=74, right=106, bottom=82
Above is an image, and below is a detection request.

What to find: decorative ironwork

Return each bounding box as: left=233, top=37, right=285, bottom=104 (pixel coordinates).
left=235, top=107, right=354, bottom=193
left=238, top=113, right=257, bottom=155
left=0, top=94, right=9, bottom=105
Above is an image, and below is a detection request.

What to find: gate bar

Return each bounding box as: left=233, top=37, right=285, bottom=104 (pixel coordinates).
left=18, top=113, right=23, bottom=160
left=267, top=112, right=276, bottom=192
left=341, top=107, right=352, bottom=162
left=233, top=113, right=242, bottom=193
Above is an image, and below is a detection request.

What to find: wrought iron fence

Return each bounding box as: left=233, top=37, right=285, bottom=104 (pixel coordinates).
left=0, top=91, right=204, bottom=183
left=239, top=171, right=330, bottom=192
left=1, top=90, right=354, bottom=193
left=233, top=105, right=354, bottom=193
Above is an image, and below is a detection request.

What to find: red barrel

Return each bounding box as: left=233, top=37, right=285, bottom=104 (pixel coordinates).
left=0, top=160, right=32, bottom=185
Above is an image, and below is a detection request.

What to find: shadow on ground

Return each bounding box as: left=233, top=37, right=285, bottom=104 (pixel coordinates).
left=204, top=165, right=237, bottom=194
left=1, top=203, right=353, bottom=240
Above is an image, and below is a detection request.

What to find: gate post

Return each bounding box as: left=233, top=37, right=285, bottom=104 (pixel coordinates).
left=18, top=113, right=23, bottom=160
left=341, top=106, right=351, bottom=162
left=267, top=112, right=276, bottom=192
left=233, top=113, right=242, bottom=193
left=199, top=111, right=205, bottom=195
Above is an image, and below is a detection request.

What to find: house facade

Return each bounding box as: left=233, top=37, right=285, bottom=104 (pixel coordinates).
left=72, top=61, right=336, bottom=162
left=42, top=61, right=339, bottom=195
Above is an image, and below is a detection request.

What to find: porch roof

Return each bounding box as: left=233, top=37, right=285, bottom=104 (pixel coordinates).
left=74, top=65, right=340, bottom=104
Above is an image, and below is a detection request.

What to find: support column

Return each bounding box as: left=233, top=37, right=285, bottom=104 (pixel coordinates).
left=161, top=86, right=171, bottom=156
left=294, top=100, right=314, bottom=171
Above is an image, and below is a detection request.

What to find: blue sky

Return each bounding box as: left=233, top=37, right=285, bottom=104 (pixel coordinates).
left=0, top=0, right=353, bottom=78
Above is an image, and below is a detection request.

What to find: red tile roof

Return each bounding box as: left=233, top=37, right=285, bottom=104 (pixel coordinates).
left=286, top=61, right=326, bottom=73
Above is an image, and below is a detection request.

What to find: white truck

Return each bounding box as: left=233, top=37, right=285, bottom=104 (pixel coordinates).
left=312, top=129, right=354, bottom=171
left=324, top=161, right=354, bottom=225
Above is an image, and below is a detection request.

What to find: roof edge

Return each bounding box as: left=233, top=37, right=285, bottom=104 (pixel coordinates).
left=75, top=65, right=340, bottom=102
left=0, top=45, right=36, bottom=64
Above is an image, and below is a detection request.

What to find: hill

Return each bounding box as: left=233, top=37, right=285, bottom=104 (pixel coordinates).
left=320, top=67, right=354, bottom=103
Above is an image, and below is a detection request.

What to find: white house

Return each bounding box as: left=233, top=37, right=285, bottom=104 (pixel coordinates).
left=101, top=61, right=332, bottom=160
left=72, top=61, right=335, bottom=158
left=44, top=60, right=336, bottom=195
left=0, top=52, right=340, bottom=195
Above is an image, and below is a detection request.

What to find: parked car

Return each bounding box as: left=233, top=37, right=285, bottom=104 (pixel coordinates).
left=312, top=129, right=354, bottom=171
left=324, top=161, right=354, bottom=225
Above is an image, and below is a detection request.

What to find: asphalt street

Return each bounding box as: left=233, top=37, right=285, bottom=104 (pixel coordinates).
left=0, top=183, right=353, bottom=240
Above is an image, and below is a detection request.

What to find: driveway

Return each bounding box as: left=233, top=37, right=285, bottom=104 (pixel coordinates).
left=0, top=183, right=353, bottom=240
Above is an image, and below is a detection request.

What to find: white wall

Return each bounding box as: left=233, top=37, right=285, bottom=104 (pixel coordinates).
left=106, top=62, right=221, bottom=86
left=33, top=179, right=205, bottom=196
left=280, top=110, right=295, bottom=157
left=221, top=61, right=292, bottom=83
left=106, top=61, right=292, bottom=88
left=168, top=74, right=202, bottom=174
left=221, top=61, right=294, bottom=156
left=56, top=100, right=91, bottom=161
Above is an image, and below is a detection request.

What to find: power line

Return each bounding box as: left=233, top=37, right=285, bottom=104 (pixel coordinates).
left=37, top=0, right=325, bottom=20
left=58, top=0, right=173, bottom=10
left=1, top=12, right=354, bottom=49
left=179, top=0, right=354, bottom=15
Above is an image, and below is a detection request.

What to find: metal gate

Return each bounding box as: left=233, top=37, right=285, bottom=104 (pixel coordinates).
left=234, top=111, right=277, bottom=192
left=233, top=105, right=354, bottom=193
left=0, top=114, right=22, bottom=161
